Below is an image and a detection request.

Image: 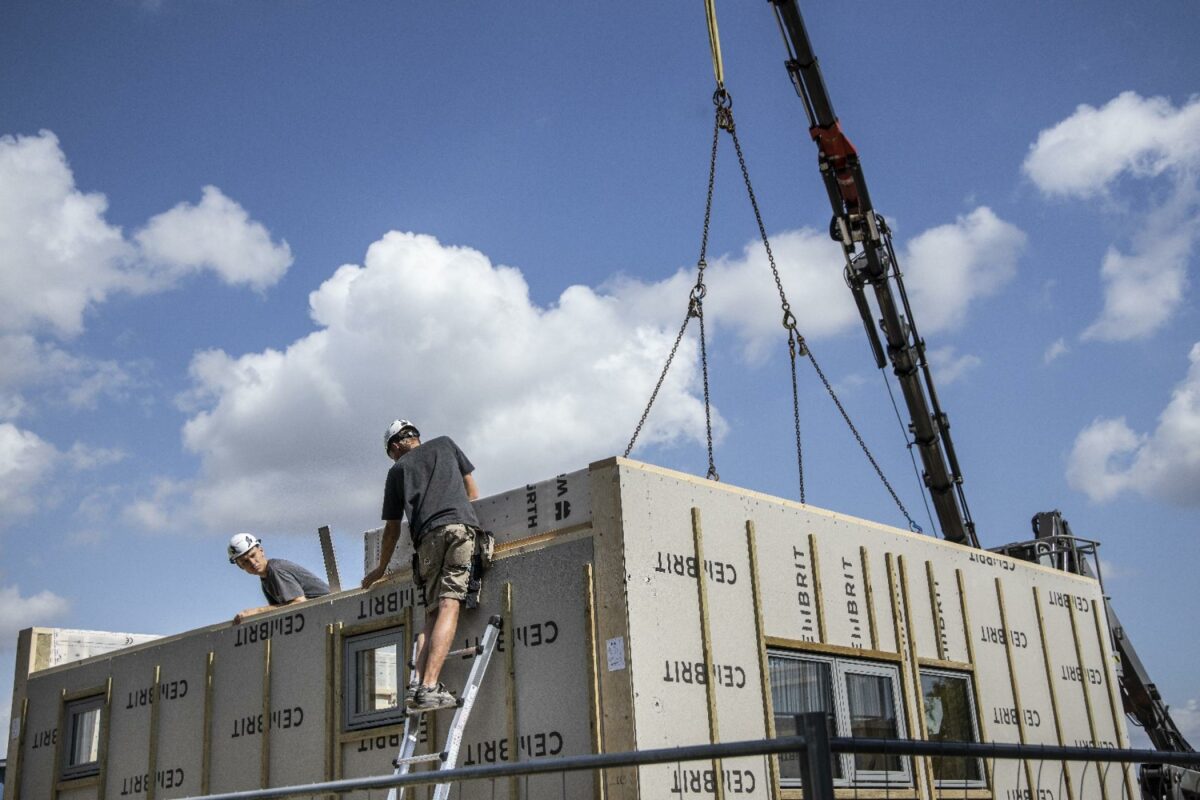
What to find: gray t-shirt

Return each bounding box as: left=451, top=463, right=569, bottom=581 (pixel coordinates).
left=381, top=436, right=480, bottom=546
left=261, top=558, right=331, bottom=606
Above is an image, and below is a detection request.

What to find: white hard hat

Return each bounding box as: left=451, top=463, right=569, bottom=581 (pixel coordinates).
left=384, top=419, right=420, bottom=453
left=228, top=532, right=261, bottom=564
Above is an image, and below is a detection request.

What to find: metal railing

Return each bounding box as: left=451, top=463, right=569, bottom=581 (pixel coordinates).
left=178, top=713, right=1200, bottom=800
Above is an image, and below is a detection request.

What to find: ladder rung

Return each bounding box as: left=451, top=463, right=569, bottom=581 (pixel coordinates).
left=394, top=753, right=444, bottom=767
left=447, top=644, right=484, bottom=659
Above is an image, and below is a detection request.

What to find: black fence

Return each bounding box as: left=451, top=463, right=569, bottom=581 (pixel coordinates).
left=179, top=713, right=1200, bottom=800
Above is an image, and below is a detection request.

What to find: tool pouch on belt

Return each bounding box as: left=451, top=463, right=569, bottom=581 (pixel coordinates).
left=465, top=528, right=495, bottom=610
left=411, top=552, right=426, bottom=606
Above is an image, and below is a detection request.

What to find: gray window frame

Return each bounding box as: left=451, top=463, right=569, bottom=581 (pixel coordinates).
left=919, top=667, right=986, bottom=788
left=343, top=625, right=407, bottom=731
left=769, top=650, right=911, bottom=789
left=60, top=694, right=104, bottom=781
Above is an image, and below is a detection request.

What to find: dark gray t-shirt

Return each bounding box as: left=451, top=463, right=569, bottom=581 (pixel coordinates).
left=381, top=436, right=480, bottom=546
left=261, top=559, right=331, bottom=606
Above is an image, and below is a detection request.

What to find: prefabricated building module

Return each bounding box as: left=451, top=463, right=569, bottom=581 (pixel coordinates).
left=5, top=457, right=1133, bottom=800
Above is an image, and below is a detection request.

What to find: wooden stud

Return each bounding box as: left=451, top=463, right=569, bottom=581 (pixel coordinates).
left=98, top=676, right=112, bottom=800
left=261, top=638, right=272, bottom=789
left=692, top=507, right=724, bottom=800
left=898, top=556, right=934, bottom=800
left=746, top=520, right=779, bottom=800
left=1033, top=587, right=1075, bottom=800
left=201, top=651, right=214, bottom=796
left=332, top=622, right=343, bottom=782
left=147, top=665, right=161, bottom=800
left=1068, top=598, right=1107, bottom=800
left=860, top=546, right=878, bottom=650
left=11, top=696, right=28, bottom=800
left=955, top=569, right=994, bottom=792
left=584, top=563, right=606, bottom=800
left=504, top=581, right=518, bottom=800
left=925, top=562, right=946, bottom=661
left=807, top=533, right=827, bottom=643
left=1090, top=599, right=1138, bottom=800
left=995, top=578, right=1037, bottom=796
left=324, top=624, right=335, bottom=800
left=50, top=688, right=66, bottom=800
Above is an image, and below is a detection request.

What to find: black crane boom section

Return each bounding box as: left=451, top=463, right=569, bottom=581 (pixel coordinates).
left=768, top=0, right=978, bottom=548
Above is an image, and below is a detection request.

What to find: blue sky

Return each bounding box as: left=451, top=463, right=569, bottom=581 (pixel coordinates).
left=2, top=0, right=1198, bottom=746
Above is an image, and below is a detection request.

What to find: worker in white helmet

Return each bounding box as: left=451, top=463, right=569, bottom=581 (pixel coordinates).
left=364, top=419, right=480, bottom=711
left=228, top=533, right=330, bottom=624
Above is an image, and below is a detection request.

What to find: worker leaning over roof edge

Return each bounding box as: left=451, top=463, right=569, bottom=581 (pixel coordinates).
left=364, top=418, right=480, bottom=712
left=228, top=533, right=331, bottom=624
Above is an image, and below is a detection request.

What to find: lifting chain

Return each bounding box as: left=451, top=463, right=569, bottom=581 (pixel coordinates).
left=625, top=97, right=722, bottom=482
left=721, top=91, right=919, bottom=529
left=628, top=86, right=918, bottom=529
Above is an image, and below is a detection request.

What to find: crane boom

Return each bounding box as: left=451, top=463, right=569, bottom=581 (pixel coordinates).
left=767, top=0, right=978, bottom=547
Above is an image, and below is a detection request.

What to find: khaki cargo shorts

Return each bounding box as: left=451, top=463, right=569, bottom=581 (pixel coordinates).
left=416, top=523, right=475, bottom=606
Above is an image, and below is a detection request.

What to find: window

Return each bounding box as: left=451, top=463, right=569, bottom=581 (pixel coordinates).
left=344, top=626, right=407, bottom=730
left=61, top=694, right=104, bottom=780
left=920, top=669, right=984, bottom=786
left=769, top=651, right=910, bottom=787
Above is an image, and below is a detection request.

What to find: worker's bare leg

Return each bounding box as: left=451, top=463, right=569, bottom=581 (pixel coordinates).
left=418, top=597, right=461, bottom=687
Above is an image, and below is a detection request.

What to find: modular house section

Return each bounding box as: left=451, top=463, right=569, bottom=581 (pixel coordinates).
left=6, top=458, right=1133, bottom=800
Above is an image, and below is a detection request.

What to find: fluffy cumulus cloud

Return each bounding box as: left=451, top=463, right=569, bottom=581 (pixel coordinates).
left=135, top=185, right=292, bottom=291
left=1067, top=342, right=1200, bottom=505
left=0, top=423, right=59, bottom=518
left=1024, top=92, right=1200, bottom=341
left=900, top=207, right=1027, bottom=332
left=0, top=584, right=70, bottom=642
left=0, top=131, right=136, bottom=338
left=0, top=131, right=293, bottom=338
left=169, top=231, right=715, bottom=533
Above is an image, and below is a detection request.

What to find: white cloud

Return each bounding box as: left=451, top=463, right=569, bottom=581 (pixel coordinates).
left=135, top=186, right=293, bottom=291
left=1024, top=93, right=1200, bottom=341
left=1174, top=698, right=1200, bottom=745
left=899, top=207, right=1026, bottom=332
left=0, top=423, right=59, bottom=519
left=1044, top=338, right=1069, bottom=364
left=0, top=584, right=70, bottom=641
left=167, top=231, right=716, bottom=534
left=1081, top=189, right=1194, bottom=341
left=0, top=132, right=293, bottom=338
left=1067, top=342, right=1200, bottom=505
left=608, top=227, right=858, bottom=362
left=0, top=334, right=133, bottom=418
left=926, top=346, right=981, bottom=385
left=1023, top=92, right=1200, bottom=198
left=0, top=131, right=135, bottom=338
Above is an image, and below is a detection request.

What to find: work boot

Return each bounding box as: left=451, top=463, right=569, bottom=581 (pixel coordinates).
left=411, top=683, right=457, bottom=711
left=403, top=682, right=421, bottom=708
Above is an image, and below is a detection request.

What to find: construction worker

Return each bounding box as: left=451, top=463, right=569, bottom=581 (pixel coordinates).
left=228, top=533, right=330, bottom=624
left=363, top=419, right=480, bottom=711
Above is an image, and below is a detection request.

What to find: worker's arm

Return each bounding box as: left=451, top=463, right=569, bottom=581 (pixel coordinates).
left=233, top=596, right=305, bottom=625
left=362, top=518, right=401, bottom=589
left=463, top=472, right=479, bottom=501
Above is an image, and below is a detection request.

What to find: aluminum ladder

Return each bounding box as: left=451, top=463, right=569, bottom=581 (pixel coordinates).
left=389, top=614, right=503, bottom=800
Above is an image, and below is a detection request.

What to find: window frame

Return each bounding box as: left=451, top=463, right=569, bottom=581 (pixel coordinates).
left=769, top=649, right=911, bottom=789
left=342, top=625, right=408, bottom=731
left=918, top=667, right=986, bottom=788
left=60, top=693, right=104, bottom=781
